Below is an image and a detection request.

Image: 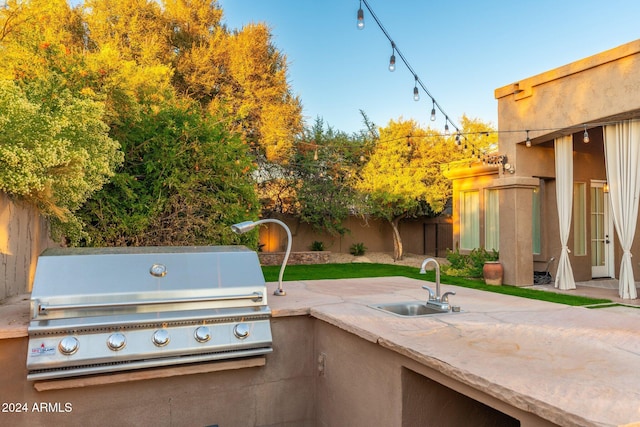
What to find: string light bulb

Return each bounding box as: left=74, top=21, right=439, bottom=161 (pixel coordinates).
left=525, top=130, right=531, bottom=147
left=388, top=42, right=396, bottom=72
left=444, top=117, right=450, bottom=136
left=583, top=125, right=590, bottom=143
left=413, top=75, right=419, bottom=101
left=356, top=0, right=462, bottom=144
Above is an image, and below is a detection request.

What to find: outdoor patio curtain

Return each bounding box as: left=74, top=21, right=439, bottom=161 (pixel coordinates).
left=604, top=120, right=640, bottom=300
left=554, top=135, right=576, bottom=290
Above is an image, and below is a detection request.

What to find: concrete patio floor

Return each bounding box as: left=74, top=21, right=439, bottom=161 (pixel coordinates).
left=529, top=278, right=640, bottom=313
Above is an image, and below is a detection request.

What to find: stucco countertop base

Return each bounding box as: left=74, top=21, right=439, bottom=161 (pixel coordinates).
left=267, top=276, right=640, bottom=427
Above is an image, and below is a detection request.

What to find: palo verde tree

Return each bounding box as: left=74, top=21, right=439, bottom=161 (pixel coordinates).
left=356, top=116, right=494, bottom=260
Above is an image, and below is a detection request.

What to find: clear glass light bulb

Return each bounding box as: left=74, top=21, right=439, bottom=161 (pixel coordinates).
left=583, top=129, right=590, bottom=143
left=357, top=8, right=364, bottom=29
left=413, top=86, right=419, bottom=101
left=430, top=107, right=436, bottom=121
left=388, top=54, right=396, bottom=72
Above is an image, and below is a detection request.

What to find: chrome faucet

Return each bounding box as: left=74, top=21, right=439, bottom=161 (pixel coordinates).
left=419, top=258, right=455, bottom=311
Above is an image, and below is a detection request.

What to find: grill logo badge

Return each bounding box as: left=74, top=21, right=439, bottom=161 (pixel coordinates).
left=30, top=342, right=55, bottom=357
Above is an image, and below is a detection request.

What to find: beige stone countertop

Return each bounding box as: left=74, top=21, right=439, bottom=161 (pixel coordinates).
left=0, top=294, right=30, bottom=339
left=266, top=276, right=640, bottom=427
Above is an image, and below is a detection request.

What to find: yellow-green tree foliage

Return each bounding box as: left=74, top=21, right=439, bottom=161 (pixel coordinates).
left=0, top=0, right=301, bottom=245
left=166, top=1, right=303, bottom=161
left=0, top=0, right=123, bottom=241
left=356, top=116, right=495, bottom=259
left=81, top=0, right=303, bottom=161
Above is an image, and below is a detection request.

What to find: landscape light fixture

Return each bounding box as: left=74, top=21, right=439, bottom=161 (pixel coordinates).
left=231, top=219, right=292, bottom=296
left=357, top=1, right=364, bottom=29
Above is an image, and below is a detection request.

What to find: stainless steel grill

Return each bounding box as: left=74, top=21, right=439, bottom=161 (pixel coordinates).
left=26, top=246, right=272, bottom=381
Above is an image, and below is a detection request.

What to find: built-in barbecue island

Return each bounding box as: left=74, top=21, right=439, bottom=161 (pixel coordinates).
left=1, top=274, right=639, bottom=427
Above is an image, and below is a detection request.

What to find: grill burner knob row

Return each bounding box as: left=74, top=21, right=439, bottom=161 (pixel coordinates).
left=152, top=329, right=170, bottom=347
left=194, top=326, right=211, bottom=343
left=58, top=336, right=79, bottom=355
left=107, top=333, right=127, bottom=351
left=234, top=323, right=250, bottom=340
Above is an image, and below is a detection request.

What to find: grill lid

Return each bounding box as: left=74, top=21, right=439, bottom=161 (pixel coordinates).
left=30, top=246, right=267, bottom=321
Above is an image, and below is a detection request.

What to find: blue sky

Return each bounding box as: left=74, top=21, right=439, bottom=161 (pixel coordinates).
left=218, top=0, right=640, bottom=134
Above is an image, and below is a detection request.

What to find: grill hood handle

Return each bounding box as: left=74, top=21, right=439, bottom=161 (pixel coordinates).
left=36, top=292, right=264, bottom=316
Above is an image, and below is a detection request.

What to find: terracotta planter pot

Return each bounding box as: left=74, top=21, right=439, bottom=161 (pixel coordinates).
left=483, top=261, right=503, bottom=286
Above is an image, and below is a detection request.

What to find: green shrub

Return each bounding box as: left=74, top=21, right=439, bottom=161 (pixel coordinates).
left=349, top=242, right=367, bottom=256
left=443, top=247, right=498, bottom=278
left=310, top=241, right=325, bottom=251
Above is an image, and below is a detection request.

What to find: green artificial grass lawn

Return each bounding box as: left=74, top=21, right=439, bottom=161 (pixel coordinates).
left=262, top=263, right=612, bottom=307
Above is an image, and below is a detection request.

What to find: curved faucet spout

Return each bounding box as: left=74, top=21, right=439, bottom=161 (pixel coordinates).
left=419, top=258, right=440, bottom=300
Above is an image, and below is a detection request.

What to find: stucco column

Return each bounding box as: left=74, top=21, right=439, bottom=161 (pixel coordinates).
left=489, top=176, right=540, bottom=286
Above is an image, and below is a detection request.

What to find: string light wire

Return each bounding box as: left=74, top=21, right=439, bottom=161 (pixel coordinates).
left=358, top=0, right=461, bottom=135
left=355, top=2, right=609, bottom=154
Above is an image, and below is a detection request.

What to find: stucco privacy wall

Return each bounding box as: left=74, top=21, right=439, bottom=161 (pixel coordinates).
left=257, top=214, right=451, bottom=256
left=0, top=192, right=53, bottom=300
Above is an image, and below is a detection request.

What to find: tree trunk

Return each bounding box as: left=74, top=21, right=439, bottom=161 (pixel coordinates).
left=390, top=216, right=404, bottom=260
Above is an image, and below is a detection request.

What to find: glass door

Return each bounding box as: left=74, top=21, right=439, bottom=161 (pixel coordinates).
left=590, top=181, right=613, bottom=278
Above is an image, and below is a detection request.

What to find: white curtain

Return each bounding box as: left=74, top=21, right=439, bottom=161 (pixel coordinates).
left=604, top=120, right=640, bottom=299
left=554, top=135, right=576, bottom=290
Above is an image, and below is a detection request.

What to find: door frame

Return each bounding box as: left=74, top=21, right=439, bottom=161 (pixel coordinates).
left=590, top=180, right=614, bottom=278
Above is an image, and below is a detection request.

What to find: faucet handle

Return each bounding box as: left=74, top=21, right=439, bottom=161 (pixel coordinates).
left=421, top=285, right=435, bottom=300
left=441, top=291, right=456, bottom=303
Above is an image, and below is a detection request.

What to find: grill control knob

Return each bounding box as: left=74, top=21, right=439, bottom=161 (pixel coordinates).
left=152, top=329, right=170, bottom=347
left=194, top=326, right=211, bottom=343
left=107, top=332, right=126, bottom=351
left=58, top=336, right=79, bottom=355
left=233, top=323, right=250, bottom=340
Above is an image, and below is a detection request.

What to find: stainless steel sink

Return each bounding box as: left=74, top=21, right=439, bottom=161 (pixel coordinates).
left=369, top=301, right=451, bottom=317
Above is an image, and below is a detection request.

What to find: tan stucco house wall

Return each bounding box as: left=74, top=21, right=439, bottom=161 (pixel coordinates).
left=446, top=39, right=640, bottom=288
